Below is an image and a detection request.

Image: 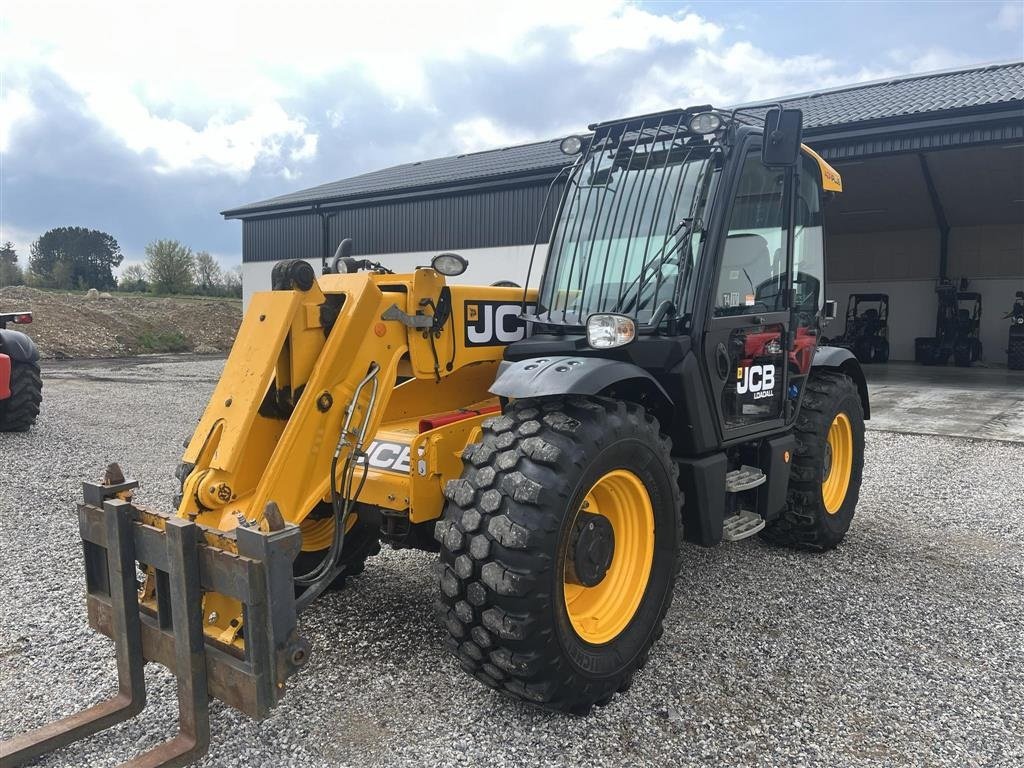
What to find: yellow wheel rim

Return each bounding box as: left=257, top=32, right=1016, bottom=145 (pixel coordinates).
left=563, top=469, right=655, bottom=645
left=822, top=412, right=854, bottom=514
left=300, top=513, right=357, bottom=552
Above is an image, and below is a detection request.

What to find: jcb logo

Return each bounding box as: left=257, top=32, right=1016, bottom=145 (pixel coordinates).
left=737, top=364, right=776, bottom=400
left=358, top=440, right=411, bottom=473
left=464, top=301, right=534, bottom=347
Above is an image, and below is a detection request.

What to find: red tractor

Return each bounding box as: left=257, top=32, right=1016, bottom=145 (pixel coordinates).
left=0, top=311, right=42, bottom=431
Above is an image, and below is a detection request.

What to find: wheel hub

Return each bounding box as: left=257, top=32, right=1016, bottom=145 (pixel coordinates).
left=565, top=511, right=615, bottom=587
left=822, top=441, right=833, bottom=481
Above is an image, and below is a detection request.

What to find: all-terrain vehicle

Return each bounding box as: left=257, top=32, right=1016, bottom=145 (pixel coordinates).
left=0, top=310, right=42, bottom=431
left=915, top=279, right=983, bottom=367
left=1005, top=290, right=1024, bottom=370
left=825, top=293, right=889, bottom=363
left=2, top=106, right=869, bottom=767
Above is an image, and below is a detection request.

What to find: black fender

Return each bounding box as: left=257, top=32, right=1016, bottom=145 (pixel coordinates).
left=812, top=345, right=870, bottom=420
left=490, top=356, right=674, bottom=424
left=0, top=329, right=40, bottom=364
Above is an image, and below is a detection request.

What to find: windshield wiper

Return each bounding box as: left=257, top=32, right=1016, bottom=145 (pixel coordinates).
left=612, top=217, right=699, bottom=318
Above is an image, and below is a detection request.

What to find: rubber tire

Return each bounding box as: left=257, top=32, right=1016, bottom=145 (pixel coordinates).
left=876, top=338, right=890, bottom=364
left=953, top=338, right=980, bottom=367
left=0, top=361, right=42, bottom=432
left=435, top=396, right=681, bottom=714
left=292, top=511, right=381, bottom=591
left=761, top=370, right=864, bottom=550
left=1009, top=329, right=1024, bottom=371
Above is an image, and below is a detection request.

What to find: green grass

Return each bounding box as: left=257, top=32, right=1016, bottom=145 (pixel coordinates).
left=128, top=329, right=193, bottom=353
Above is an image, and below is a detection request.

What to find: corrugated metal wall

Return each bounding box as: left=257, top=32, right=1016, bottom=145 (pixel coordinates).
left=242, top=182, right=562, bottom=264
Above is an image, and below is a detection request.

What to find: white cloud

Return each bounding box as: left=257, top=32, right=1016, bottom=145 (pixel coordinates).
left=0, top=0, right=733, bottom=176
left=0, top=89, right=36, bottom=153
left=570, top=9, right=722, bottom=62
left=451, top=117, right=540, bottom=154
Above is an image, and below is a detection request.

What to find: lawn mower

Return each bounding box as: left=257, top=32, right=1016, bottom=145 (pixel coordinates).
left=0, top=310, right=42, bottom=431
left=825, top=293, right=889, bottom=363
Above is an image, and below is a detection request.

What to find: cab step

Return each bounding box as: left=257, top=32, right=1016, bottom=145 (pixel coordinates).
left=725, top=465, right=766, bottom=493
left=722, top=509, right=765, bottom=542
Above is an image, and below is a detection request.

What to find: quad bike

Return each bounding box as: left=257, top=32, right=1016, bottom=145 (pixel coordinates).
left=0, top=310, right=42, bottom=431
left=1005, top=290, right=1024, bottom=370
left=1, top=106, right=869, bottom=767
left=825, top=293, right=889, bottom=363
left=915, top=279, right=983, bottom=367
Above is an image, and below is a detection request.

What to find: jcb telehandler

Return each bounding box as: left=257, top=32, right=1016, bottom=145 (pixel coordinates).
left=1, top=106, right=869, bottom=767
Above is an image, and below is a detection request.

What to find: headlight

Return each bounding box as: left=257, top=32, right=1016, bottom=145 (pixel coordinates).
left=431, top=252, right=468, bottom=277
left=763, top=338, right=783, bottom=355
left=688, top=112, right=722, bottom=134
left=1017, top=317, right=1024, bottom=325
left=559, top=135, right=583, bottom=155
left=586, top=313, right=636, bottom=349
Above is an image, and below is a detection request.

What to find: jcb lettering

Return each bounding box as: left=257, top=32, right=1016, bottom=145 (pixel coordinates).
left=361, top=440, right=411, bottom=473
left=465, top=301, right=534, bottom=347
left=737, top=364, right=776, bottom=399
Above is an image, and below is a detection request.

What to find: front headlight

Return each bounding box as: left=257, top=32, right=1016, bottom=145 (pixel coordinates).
left=1017, top=316, right=1024, bottom=325
left=586, top=313, right=636, bottom=349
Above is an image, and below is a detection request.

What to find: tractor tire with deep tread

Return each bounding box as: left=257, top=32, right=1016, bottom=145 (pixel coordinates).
left=761, top=370, right=864, bottom=550
left=0, top=361, right=42, bottom=432
left=435, top=396, right=681, bottom=714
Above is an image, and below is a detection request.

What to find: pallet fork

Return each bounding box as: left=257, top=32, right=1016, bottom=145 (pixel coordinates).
left=0, top=475, right=308, bottom=768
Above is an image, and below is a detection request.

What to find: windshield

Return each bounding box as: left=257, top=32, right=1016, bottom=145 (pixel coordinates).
left=537, top=114, right=718, bottom=326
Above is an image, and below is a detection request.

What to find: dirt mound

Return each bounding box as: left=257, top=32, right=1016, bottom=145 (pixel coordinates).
left=0, top=286, right=241, bottom=359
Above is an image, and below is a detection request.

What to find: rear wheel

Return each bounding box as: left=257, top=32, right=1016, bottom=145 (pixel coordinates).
left=1009, top=329, right=1024, bottom=370
left=0, top=361, right=42, bottom=432
left=436, top=396, right=680, bottom=713
left=762, top=370, right=864, bottom=550
left=293, top=506, right=381, bottom=591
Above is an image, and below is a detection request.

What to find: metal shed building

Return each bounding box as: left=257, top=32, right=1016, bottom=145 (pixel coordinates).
left=223, top=61, right=1024, bottom=363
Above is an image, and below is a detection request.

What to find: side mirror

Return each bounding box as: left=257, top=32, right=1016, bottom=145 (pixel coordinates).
left=761, top=108, right=803, bottom=167
left=823, top=299, right=838, bottom=323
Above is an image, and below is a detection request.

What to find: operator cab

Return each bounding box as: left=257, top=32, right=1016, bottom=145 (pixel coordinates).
left=507, top=105, right=854, bottom=453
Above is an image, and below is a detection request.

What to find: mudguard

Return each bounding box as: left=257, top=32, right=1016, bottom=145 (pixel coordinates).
left=0, top=329, right=40, bottom=364
left=812, top=344, right=870, bottom=419
left=490, top=355, right=672, bottom=408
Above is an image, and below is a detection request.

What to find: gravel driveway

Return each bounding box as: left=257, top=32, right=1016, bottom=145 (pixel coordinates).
left=1, top=357, right=1022, bottom=767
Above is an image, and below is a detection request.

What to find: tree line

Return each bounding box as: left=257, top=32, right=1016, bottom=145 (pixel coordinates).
left=0, top=227, right=242, bottom=298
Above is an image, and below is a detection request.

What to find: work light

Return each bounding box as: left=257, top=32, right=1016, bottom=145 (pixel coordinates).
left=586, top=313, right=636, bottom=349
left=431, top=252, right=468, bottom=276
left=559, top=135, right=583, bottom=155
left=688, top=112, right=722, bottom=134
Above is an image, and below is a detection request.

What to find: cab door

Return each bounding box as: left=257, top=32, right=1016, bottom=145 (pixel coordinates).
left=703, top=147, right=793, bottom=441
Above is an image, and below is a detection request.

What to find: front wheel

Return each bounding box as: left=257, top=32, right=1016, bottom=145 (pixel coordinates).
left=762, top=370, right=865, bottom=550
left=436, top=397, right=681, bottom=713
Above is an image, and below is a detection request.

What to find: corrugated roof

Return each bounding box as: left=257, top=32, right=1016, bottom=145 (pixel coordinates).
left=224, top=61, right=1024, bottom=218
left=224, top=138, right=569, bottom=216
left=738, top=60, right=1024, bottom=127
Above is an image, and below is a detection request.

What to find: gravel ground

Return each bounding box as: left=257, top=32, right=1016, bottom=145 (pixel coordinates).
left=1, top=357, right=1022, bottom=768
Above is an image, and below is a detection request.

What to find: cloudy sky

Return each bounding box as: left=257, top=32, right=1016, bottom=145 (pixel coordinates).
left=2, top=0, right=1022, bottom=271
